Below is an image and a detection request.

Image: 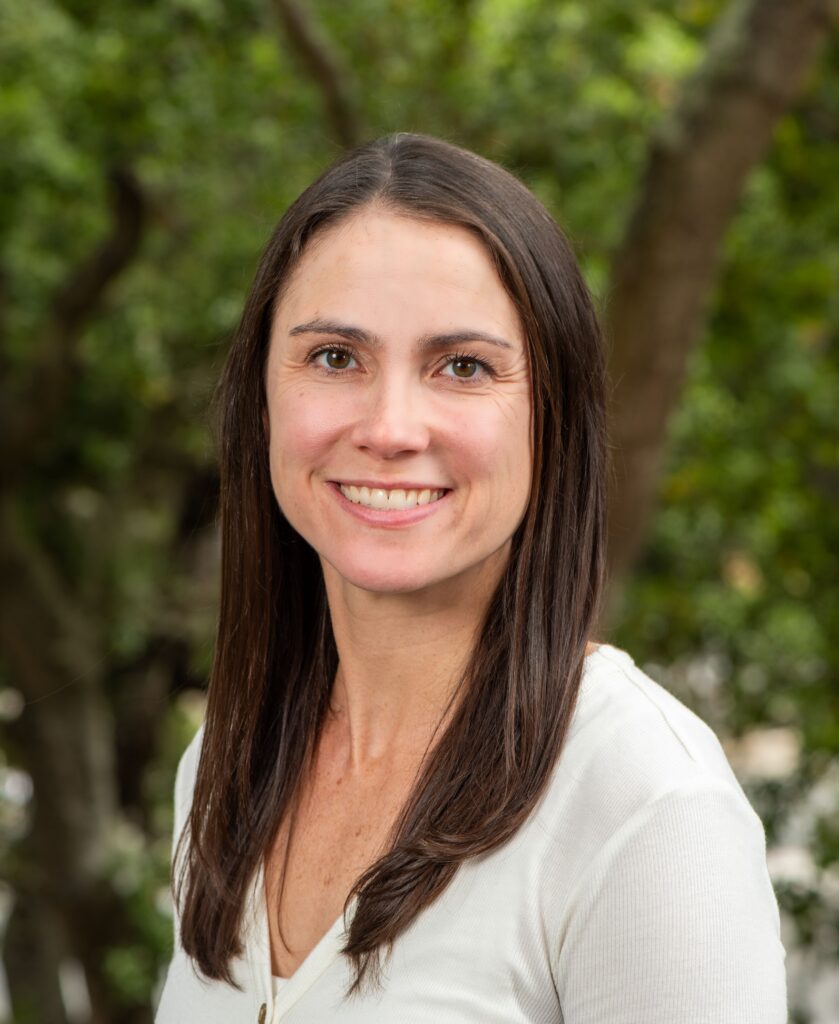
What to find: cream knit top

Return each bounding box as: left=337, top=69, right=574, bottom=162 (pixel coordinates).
left=155, top=644, right=787, bottom=1023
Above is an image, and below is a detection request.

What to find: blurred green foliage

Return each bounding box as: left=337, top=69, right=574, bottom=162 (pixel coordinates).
left=0, top=0, right=836, bottom=1019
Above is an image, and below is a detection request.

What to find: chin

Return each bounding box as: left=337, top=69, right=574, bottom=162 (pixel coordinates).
left=324, top=554, right=449, bottom=596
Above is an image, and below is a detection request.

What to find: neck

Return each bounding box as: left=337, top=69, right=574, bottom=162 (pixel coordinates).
left=319, top=552, right=507, bottom=773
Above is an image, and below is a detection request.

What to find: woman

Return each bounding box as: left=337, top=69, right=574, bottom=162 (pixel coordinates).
left=156, top=133, right=787, bottom=1023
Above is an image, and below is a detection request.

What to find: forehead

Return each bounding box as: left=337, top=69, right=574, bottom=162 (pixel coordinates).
left=275, top=208, right=524, bottom=345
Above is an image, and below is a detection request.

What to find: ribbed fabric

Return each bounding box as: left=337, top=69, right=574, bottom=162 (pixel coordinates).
left=155, top=644, right=787, bottom=1023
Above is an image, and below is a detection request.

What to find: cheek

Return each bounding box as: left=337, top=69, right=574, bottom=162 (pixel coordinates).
left=267, top=388, right=346, bottom=490
left=451, top=401, right=530, bottom=470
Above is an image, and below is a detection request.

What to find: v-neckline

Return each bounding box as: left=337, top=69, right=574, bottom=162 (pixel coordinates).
left=247, top=859, right=357, bottom=1018
left=242, top=644, right=607, bottom=1015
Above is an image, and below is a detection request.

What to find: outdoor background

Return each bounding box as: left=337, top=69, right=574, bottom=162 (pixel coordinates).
left=0, top=1, right=837, bottom=1022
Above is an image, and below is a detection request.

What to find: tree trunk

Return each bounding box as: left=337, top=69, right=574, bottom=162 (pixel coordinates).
left=0, top=496, right=145, bottom=1024
left=4, top=877, right=70, bottom=1024
left=604, top=0, right=835, bottom=610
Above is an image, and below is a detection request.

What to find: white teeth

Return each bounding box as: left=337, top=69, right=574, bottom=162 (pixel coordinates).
left=338, top=484, right=446, bottom=510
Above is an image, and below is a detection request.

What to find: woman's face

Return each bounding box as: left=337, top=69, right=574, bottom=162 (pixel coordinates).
left=264, top=207, right=532, bottom=596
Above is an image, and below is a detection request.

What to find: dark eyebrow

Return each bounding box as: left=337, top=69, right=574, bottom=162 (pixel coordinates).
left=288, top=317, right=515, bottom=352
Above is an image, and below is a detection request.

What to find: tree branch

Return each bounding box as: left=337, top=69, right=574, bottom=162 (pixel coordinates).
left=271, top=0, right=365, bottom=149
left=604, top=0, right=837, bottom=597
left=0, top=166, right=145, bottom=486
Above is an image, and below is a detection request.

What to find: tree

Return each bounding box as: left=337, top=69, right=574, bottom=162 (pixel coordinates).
left=0, top=1, right=835, bottom=1020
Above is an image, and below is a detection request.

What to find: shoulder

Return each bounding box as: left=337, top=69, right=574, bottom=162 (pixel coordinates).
left=175, top=721, right=205, bottom=794
left=535, top=643, right=769, bottom=875
left=172, top=722, right=206, bottom=848
left=544, top=647, right=786, bottom=1020
left=567, top=643, right=748, bottom=803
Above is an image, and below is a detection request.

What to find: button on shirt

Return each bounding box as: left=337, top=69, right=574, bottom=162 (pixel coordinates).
left=154, top=644, right=788, bottom=1023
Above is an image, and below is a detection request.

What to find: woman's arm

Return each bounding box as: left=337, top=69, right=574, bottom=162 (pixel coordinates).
left=169, top=723, right=204, bottom=949
left=553, top=782, right=787, bottom=1024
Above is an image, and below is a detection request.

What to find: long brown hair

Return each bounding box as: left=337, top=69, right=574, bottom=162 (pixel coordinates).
left=174, top=132, right=608, bottom=997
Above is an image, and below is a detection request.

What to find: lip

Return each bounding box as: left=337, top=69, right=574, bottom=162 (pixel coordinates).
left=327, top=481, right=451, bottom=527
left=330, top=479, right=451, bottom=492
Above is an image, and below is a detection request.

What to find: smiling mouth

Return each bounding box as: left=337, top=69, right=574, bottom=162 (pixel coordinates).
left=335, top=484, right=448, bottom=510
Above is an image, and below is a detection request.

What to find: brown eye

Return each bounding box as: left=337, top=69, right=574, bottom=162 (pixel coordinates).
left=440, top=353, right=494, bottom=383
left=326, top=349, right=351, bottom=369
left=314, top=347, right=355, bottom=371
left=447, top=357, right=481, bottom=379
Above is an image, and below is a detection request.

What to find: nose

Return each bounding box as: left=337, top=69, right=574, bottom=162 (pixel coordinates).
left=348, top=373, right=431, bottom=459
